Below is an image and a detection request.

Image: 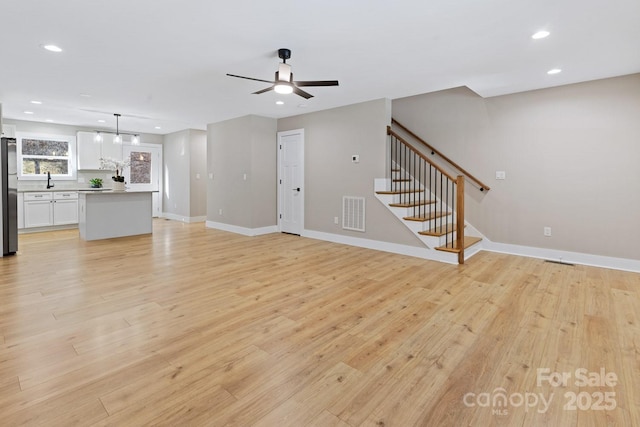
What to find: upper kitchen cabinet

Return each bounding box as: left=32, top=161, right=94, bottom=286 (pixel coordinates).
left=77, top=131, right=123, bottom=170
left=77, top=131, right=102, bottom=169
left=101, top=134, right=123, bottom=162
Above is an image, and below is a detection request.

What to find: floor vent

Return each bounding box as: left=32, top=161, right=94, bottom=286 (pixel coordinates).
left=343, top=196, right=365, bottom=232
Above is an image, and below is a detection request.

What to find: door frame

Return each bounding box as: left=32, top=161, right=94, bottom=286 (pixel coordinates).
left=277, top=129, right=304, bottom=234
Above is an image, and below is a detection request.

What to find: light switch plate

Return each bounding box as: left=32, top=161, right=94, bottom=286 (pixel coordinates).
left=495, top=171, right=506, bottom=180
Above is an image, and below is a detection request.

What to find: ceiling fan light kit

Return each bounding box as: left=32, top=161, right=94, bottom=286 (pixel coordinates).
left=227, top=48, right=339, bottom=99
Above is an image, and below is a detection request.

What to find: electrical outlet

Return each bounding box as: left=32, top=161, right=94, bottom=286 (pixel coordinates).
left=334, top=216, right=339, bottom=224
left=219, top=209, right=223, bottom=215
left=544, top=227, right=552, bottom=237
left=196, top=173, right=200, bottom=179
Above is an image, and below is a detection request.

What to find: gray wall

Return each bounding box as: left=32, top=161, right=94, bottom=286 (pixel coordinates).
left=207, top=115, right=277, bottom=228
left=278, top=98, right=421, bottom=247
left=163, top=129, right=207, bottom=220
left=189, top=130, right=207, bottom=218
left=393, top=73, right=640, bottom=260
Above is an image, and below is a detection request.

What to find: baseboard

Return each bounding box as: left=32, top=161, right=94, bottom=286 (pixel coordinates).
left=483, top=240, right=640, bottom=273
left=301, top=229, right=459, bottom=264
left=161, top=213, right=207, bottom=223
left=205, top=221, right=278, bottom=237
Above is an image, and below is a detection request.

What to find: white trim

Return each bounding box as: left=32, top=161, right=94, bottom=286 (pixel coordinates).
left=301, top=229, right=459, bottom=264
left=161, top=213, right=206, bottom=223
left=206, top=221, right=278, bottom=237
left=483, top=240, right=640, bottom=273
left=302, top=230, right=640, bottom=272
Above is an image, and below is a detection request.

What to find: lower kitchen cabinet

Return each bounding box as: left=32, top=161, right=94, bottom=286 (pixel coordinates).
left=23, top=192, right=78, bottom=228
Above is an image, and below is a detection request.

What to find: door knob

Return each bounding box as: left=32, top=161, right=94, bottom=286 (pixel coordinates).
left=293, top=187, right=300, bottom=192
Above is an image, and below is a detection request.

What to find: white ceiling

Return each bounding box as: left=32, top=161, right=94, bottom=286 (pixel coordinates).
left=1, top=0, right=639, bottom=135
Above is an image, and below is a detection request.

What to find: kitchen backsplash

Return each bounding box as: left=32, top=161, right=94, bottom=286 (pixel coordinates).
left=17, top=170, right=117, bottom=190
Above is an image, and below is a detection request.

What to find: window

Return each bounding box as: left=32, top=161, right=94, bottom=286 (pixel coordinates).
left=16, top=133, right=76, bottom=180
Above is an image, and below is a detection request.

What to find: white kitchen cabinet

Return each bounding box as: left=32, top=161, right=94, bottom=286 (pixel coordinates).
left=102, top=134, right=123, bottom=163
left=23, top=192, right=78, bottom=228
left=1, top=123, right=16, bottom=138
left=77, top=131, right=102, bottom=170
left=77, top=131, right=123, bottom=170
left=24, top=193, right=54, bottom=228
left=53, top=192, right=79, bottom=225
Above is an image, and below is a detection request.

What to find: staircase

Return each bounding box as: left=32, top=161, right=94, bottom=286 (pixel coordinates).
left=374, top=123, right=487, bottom=264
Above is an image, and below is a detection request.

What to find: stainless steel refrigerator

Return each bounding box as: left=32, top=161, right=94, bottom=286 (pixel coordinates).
left=1, top=137, right=18, bottom=255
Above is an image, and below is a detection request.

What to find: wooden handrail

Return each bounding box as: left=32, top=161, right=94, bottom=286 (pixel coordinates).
left=387, top=127, right=457, bottom=183
left=391, top=118, right=491, bottom=192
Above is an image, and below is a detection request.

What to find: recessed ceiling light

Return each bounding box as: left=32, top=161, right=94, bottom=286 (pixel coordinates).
left=154, top=126, right=162, bottom=130
left=43, top=44, right=62, bottom=53
left=80, top=93, right=92, bottom=98
left=532, top=30, right=550, bottom=40
left=45, top=119, right=54, bottom=123
left=97, top=119, right=106, bottom=123
left=24, top=111, right=34, bottom=115
left=30, top=100, right=42, bottom=105
left=547, top=68, right=562, bottom=75
left=276, top=101, right=284, bottom=105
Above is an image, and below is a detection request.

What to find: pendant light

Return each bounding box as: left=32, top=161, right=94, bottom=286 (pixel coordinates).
left=113, top=113, right=122, bottom=144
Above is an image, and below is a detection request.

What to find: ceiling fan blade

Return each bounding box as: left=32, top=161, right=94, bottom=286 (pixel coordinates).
left=294, top=80, right=339, bottom=87
left=253, top=86, right=274, bottom=95
left=226, top=74, right=274, bottom=84
left=293, top=86, right=314, bottom=99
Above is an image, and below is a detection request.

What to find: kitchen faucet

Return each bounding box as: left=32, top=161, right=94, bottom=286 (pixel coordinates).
left=46, top=171, right=54, bottom=189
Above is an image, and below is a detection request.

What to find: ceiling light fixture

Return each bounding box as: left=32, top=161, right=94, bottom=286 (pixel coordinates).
left=30, top=100, right=42, bottom=105
left=276, top=100, right=284, bottom=105
left=547, top=68, right=562, bottom=75
left=113, top=113, right=122, bottom=144
left=274, top=83, right=294, bottom=95
left=94, top=114, right=140, bottom=144
left=532, top=30, right=550, bottom=40
left=43, top=44, right=62, bottom=52
left=97, top=119, right=106, bottom=123
left=24, top=111, right=34, bottom=115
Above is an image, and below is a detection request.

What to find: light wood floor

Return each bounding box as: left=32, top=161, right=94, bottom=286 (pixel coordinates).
left=1, top=220, right=638, bottom=426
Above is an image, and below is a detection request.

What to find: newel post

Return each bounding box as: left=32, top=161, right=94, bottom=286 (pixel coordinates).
left=456, top=175, right=465, bottom=264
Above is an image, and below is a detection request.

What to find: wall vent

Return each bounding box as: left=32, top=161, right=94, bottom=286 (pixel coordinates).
left=342, top=196, right=365, bottom=232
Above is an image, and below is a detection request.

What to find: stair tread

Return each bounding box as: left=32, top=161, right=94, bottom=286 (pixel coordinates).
left=419, top=223, right=456, bottom=236
left=389, top=200, right=436, bottom=208
left=376, top=189, right=423, bottom=195
left=403, top=211, right=451, bottom=221
left=435, top=236, right=482, bottom=253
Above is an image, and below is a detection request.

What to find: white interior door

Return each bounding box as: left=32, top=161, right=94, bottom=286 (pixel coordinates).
left=123, top=144, right=162, bottom=217
left=278, top=129, right=304, bottom=235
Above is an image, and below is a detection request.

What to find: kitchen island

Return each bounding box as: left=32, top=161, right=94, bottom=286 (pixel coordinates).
left=78, top=191, right=153, bottom=240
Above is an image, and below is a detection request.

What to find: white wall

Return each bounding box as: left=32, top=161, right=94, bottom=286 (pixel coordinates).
left=393, top=74, right=640, bottom=260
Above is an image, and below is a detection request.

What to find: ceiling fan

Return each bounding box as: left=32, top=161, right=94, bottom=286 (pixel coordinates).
left=226, top=48, right=339, bottom=99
